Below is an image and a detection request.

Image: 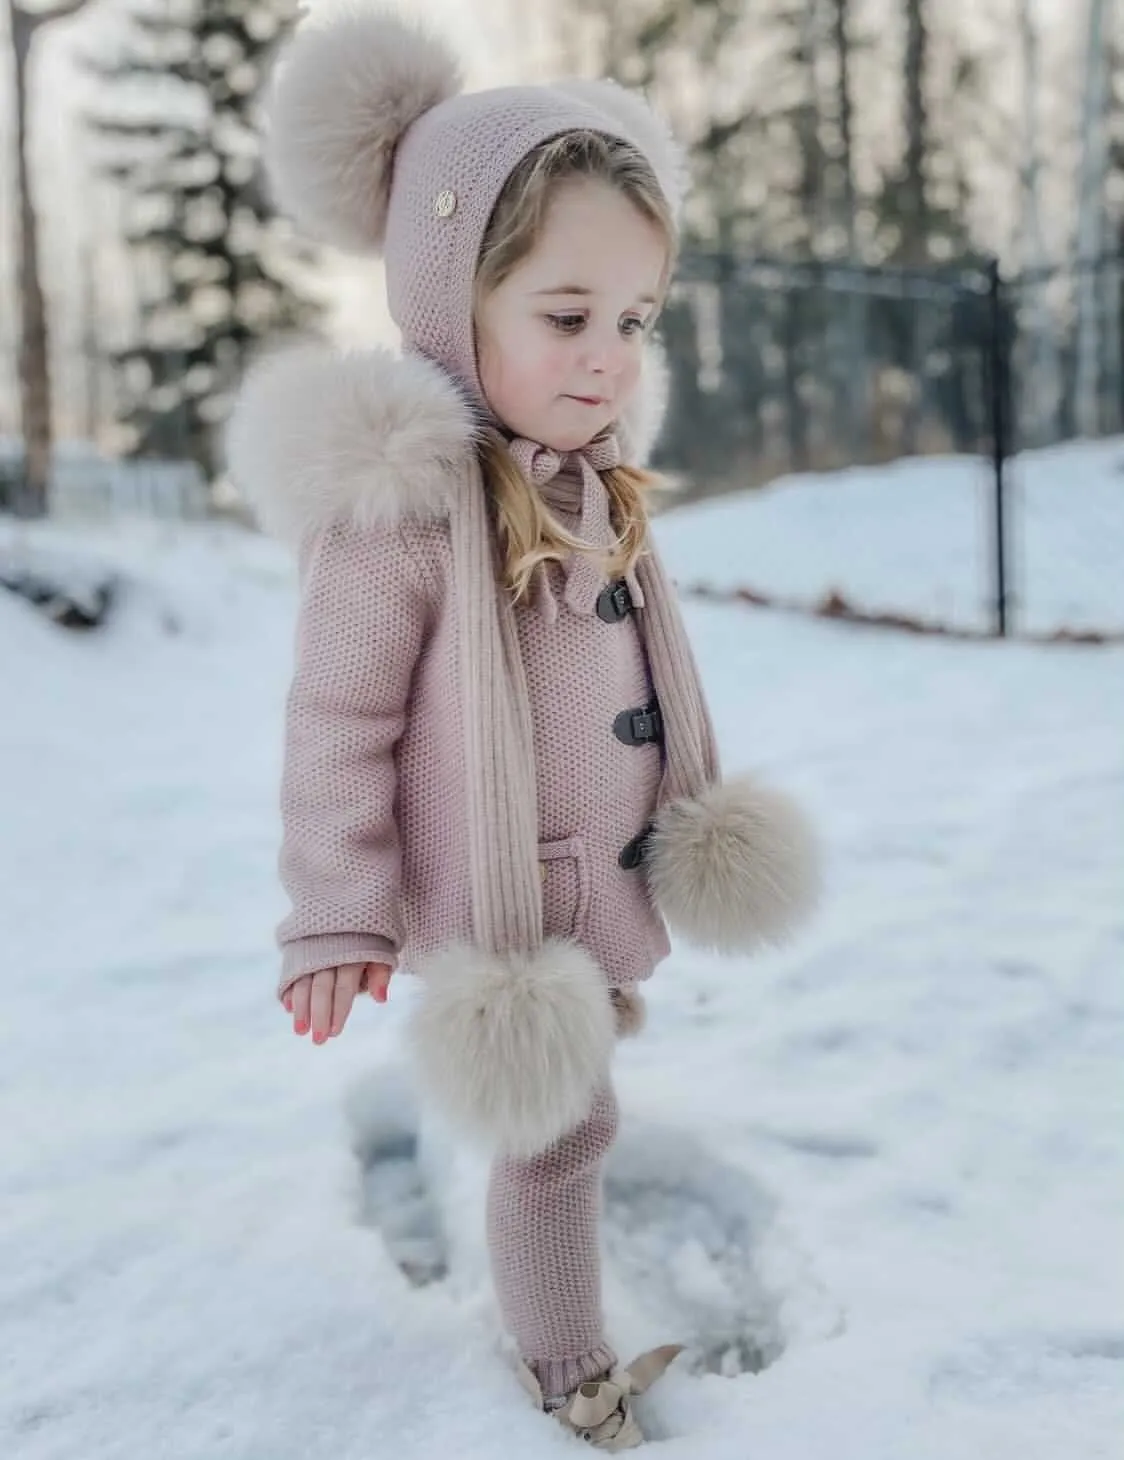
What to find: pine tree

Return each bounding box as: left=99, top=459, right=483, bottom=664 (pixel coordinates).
left=83, top=0, right=318, bottom=482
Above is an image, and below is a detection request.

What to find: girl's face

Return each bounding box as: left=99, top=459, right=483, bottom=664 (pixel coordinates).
left=475, top=179, right=669, bottom=453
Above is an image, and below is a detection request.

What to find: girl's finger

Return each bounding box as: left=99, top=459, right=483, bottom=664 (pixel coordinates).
left=290, top=976, right=312, bottom=1036
left=368, top=963, right=393, bottom=1004
left=330, top=964, right=363, bottom=1036
left=309, top=969, right=335, bottom=1044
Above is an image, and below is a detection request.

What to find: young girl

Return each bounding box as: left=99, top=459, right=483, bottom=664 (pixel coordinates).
left=228, top=8, right=818, bottom=1448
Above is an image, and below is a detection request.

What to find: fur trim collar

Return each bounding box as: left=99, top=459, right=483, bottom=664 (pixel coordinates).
left=224, top=344, right=477, bottom=545
left=225, top=341, right=669, bottom=544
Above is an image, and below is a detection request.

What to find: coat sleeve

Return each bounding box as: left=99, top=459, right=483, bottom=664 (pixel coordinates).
left=274, top=516, right=432, bottom=997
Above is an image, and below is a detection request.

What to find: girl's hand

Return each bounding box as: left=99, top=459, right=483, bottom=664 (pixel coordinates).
left=282, top=962, right=393, bottom=1044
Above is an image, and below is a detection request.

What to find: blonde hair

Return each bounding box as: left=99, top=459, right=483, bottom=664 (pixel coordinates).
left=474, top=131, right=677, bottom=603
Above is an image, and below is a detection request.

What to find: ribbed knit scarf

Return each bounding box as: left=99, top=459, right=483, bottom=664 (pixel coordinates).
left=450, top=429, right=721, bottom=960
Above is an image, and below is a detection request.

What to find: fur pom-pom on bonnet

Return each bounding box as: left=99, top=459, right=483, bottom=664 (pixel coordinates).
left=263, top=9, right=462, bottom=252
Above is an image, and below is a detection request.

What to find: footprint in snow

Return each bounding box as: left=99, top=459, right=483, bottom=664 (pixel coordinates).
left=603, top=1122, right=838, bottom=1380
left=341, top=1071, right=838, bottom=1389
left=344, top=1068, right=448, bottom=1289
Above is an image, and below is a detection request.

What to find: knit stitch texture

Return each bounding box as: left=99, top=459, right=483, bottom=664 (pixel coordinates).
left=487, top=1082, right=621, bottom=1397
left=276, top=468, right=671, bottom=991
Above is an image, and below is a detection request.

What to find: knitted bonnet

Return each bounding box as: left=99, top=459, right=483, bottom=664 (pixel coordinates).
left=263, top=7, right=687, bottom=408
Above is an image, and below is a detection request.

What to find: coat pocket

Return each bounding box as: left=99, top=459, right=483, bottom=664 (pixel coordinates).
left=537, top=836, right=592, bottom=941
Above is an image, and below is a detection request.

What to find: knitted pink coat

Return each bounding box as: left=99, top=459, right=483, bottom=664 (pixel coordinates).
left=230, top=344, right=819, bottom=1150
left=245, top=348, right=673, bottom=995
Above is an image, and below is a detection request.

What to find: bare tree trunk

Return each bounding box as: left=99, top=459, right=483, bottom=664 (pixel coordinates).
left=80, top=231, right=102, bottom=446
left=1016, top=0, right=1046, bottom=271
left=1097, top=186, right=1122, bottom=436
left=5, top=0, right=93, bottom=518
left=1074, top=0, right=1113, bottom=439
left=901, top=0, right=929, bottom=262
left=895, top=0, right=936, bottom=455
left=795, top=0, right=825, bottom=251
left=1017, top=0, right=1061, bottom=446
left=791, top=1, right=825, bottom=457
left=829, top=0, right=864, bottom=450
left=9, top=0, right=50, bottom=516
left=833, top=0, right=857, bottom=253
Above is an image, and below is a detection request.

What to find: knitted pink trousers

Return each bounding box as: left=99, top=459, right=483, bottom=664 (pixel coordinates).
left=486, top=1082, right=619, bottom=1398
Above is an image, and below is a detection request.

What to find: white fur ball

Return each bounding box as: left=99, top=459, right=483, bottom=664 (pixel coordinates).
left=408, top=940, right=615, bottom=1157
left=263, top=9, right=462, bottom=252
left=646, top=775, right=822, bottom=953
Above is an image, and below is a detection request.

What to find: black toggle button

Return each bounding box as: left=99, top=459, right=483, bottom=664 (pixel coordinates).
left=619, top=824, right=654, bottom=870
left=613, top=701, right=664, bottom=747
left=596, top=579, right=634, bottom=623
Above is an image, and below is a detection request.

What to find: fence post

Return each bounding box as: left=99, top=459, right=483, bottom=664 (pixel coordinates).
left=986, top=257, right=1010, bottom=637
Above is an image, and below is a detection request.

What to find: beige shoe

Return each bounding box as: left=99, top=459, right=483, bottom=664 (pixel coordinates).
left=518, top=1344, right=683, bottom=1450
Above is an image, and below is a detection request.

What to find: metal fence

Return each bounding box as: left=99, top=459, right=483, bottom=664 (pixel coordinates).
left=3, top=249, right=1123, bottom=636
left=654, top=250, right=1124, bottom=636
left=658, top=255, right=992, bottom=485
left=0, top=444, right=208, bottom=522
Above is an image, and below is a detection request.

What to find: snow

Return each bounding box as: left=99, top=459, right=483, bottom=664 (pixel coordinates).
left=658, top=438, right=1124, bottom=636
left=2, top=441, right=1122, bottom=1459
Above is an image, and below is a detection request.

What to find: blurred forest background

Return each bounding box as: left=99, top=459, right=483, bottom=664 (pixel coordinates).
left=0, top=0, right=1121, bottom=520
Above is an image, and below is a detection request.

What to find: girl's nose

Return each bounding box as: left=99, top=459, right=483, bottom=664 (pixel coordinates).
left=582, top=333, right=626, bottom=376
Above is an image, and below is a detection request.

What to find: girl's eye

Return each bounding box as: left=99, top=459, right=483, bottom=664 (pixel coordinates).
left=547, top=314, right=586, bottom=334
left=621, top=316, right=649, bottom=337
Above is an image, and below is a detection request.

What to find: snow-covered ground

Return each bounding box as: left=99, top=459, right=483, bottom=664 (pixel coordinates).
left=2, top=443, right=1122, bottom=1459
left=660, top=439, right=1124, bottom=636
